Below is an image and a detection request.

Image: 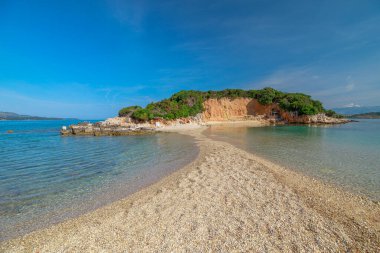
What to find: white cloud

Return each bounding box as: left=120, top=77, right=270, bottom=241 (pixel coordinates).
left=343, top=103, right=361, bottom=108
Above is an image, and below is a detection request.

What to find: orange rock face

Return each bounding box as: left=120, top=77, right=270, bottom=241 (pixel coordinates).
left=202, top=98, right=349, bottom=124
left=202, top=98, right=252, bottom=121
left=202, top=98, right=278, bottom=121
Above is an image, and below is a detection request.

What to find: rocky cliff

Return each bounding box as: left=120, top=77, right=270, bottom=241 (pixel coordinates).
left=202, top=98, right=349, bottom=124
left=202, top=98, right=253, bottom=121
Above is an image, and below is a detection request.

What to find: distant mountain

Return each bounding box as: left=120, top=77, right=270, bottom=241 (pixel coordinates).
left=331, top=106, right=380, bottom=115
left=349, top=112, right=380, bottom=119
left=0, top=112, right=66, bottom=120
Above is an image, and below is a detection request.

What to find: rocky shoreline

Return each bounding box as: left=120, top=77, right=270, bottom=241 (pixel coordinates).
left=60, top=116, right=204, bottom=136
left=61, top=113, right=351, bottom=136
left=60, top=122, right=155, bottom=136
left=61, top=98, right=352, bottom=136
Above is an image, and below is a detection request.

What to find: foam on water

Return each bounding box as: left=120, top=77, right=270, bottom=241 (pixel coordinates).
left=0, top=120, right=198, bottom=241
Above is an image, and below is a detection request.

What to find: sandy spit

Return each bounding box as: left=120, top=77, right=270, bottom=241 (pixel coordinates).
left=1, top=128, right=379, bottom=252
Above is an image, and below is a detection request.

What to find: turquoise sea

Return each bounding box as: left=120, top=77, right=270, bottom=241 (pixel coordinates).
left=205, top=119, right=380, bottom=201
left=0, top=120, right=198, bottom=241
left=2, top=119, right=379, bottom=241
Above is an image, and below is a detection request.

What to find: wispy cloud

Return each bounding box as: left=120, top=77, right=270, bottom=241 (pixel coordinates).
left=106, top=0, right=147, bottom=31
left=0, top=81, right=151, bottom=118
left=95, top=85, right=151, bottom=106
left=2, top=0, right=380, bottom=118
left=0, top=87, right=110, bottom=106
left=345, top=76, right=355, bottom=92
left=152, top=68, right=208, bottom=87
left=253, top=48, right=380, bottom=107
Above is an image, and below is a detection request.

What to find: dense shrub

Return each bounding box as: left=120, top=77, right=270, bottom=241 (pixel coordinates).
left=118, top=106, right=142, bottom=117
left=131, top=108, right=153, bottom=121
left=277, top=93, right=325, bottom=115
left=122, top=87, right=330, bottom=121
left=325, top=109, right=343, bottom=118
left=255, top=87, right=279, bottom=105
left=142, top=90, right=204, bottom=120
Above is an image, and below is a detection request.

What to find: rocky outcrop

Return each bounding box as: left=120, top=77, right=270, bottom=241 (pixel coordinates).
left=61, top=114, right=205, bottom=136
left=279, top=112, right=350, bottom=124
left=61, top=122, right=155, bottom=136
left=202, top=98, right=350, bottom=124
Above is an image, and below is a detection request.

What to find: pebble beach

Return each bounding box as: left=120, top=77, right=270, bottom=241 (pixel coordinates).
left=1, top=128, right=379, bottom=252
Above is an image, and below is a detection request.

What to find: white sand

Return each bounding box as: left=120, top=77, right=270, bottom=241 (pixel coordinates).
left=204, top=119, right=269, bottom=127
left=1, top=128, right=379, bottom=252
left=156, top=123, right=205, bottom=132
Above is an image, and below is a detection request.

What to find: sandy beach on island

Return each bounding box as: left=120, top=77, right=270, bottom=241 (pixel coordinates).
left=1, top=127, right=380, bottom=252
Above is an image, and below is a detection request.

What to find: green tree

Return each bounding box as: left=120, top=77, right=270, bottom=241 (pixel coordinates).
left=118, top=106, right=142, bottom=117
left=256, top=87, right=279, bottom=105
left=131, top=109, right=153, bottom=121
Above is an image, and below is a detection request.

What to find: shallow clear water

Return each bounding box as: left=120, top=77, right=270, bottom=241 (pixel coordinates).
left=205, top=120, right=380, bottom=201
left=0, top=120, right=198, bottom=241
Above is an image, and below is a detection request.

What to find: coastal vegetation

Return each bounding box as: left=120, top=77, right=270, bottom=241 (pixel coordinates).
left=324, top=110, right=344, bottom=118
left=118, top=106, right=142, bottom=117
left=118, top=87, right=337, bottom=121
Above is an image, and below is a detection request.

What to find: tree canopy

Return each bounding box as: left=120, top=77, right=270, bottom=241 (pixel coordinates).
left=118, top=106, right=142, bottom=117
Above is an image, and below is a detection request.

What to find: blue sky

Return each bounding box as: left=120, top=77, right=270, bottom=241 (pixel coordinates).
left=1, top=0, right=379, bottom=119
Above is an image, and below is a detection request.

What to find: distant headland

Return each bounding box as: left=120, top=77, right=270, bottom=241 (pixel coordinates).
left=332, top=106, right=380, bottom=115
left=62, top=87, right=350, bottom=136
left=0, top=112, right=73, bottom=121
left=349, top=112, right=380, bottom=119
